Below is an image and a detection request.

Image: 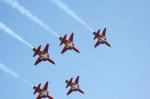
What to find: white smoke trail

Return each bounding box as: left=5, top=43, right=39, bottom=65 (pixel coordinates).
left=1, top=0, right=60, bottom=38
left=0, top=22, right=34, bottom=48
left=0, top=63, right=33, bottom=87
left=21, top=78, right=33, bottom=87
left=50, top=0, right=94, bottom=32
left=0, top=63, right=19, bottom=78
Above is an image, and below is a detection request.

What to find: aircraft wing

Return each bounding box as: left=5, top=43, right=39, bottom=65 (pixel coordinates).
left=47, top=95, right=53, bottom=99
left=67, top=89, right=73, bottom=95
left=35, top=57, right=43, bottom=65
left=61, top=47, right=68, bottom=54
left=43, top=44, right=49, bottom=53
left=47, top=58, right=55, bottom=65
left=69, top=33, right=74, bottom=42
left=72, top=47, right=80, bottom=53
left=94, top=41, right=100, bottom=48
left=36, top=95, right=41, bottom=99
left=43, top=81, right=48, bottom=91
left=78, top=88, right=84, bottom=94
left=105, top=41, right=111, bottom=47
left=75, top=76, right=79, bottom=84
left=102, top=28, right=106, bottom=36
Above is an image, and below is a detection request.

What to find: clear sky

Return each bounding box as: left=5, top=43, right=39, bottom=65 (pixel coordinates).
left=0, top=0, right=150, bottom=99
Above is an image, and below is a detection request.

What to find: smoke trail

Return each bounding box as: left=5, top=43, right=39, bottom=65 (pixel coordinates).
left=21, top=78, right=33, bottom=87
left=0, top=63, right=19, bottom=78
left=0, top=22, right=33, bottom=48
left=0, top=63, right=33, bottom=87
left=50, top=0, right=94, bottom=32
left=1, top=0, right=60, bottom=38
left=0, top=23, right=34, bottom=87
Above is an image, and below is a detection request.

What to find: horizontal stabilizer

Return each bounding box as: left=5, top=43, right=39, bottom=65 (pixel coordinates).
left=33, top=45, right=41, bottom=57
left=33, top=83, right=41, bottom=95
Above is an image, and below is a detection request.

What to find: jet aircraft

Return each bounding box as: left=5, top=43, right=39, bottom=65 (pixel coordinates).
left=65, top=76, right=84, bottom=95
left=59, top=33, right=80, bottom=54
left=33, top=44, right=55, bottom=65
left=33, top=82, right=54, bottom=99
left=93, top=28, right=111, bottom=48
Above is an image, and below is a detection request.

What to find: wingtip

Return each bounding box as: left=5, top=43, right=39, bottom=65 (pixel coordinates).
left=51, top=96, right=54, bottom=99
left=34, top=63, right=37, bottom=66
left=108, top=44, right=111, bottom=48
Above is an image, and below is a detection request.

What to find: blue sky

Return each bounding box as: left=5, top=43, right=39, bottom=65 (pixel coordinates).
left=0, top=0, right=150, bottom=99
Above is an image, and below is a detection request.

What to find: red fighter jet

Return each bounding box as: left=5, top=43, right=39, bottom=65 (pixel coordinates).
left=66, top=76, right=84, bottom=95
left=59, top=33, right=80, bottom=54
left=33, top=82, right=54, bottom=99
left=93, top=28, right=111, bottom=48
left=33, top=44, right=55, bottom=65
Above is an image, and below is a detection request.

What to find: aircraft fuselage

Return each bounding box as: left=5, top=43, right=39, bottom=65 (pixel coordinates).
left=39, top=53, right=49, bottom=60
left=69, top=82, right=79, bottom=90
left=65, top=41, right=74, bottom=49
left=39, top=90, right=48, bottom=97
left=98, top=36, right=106, bottom=43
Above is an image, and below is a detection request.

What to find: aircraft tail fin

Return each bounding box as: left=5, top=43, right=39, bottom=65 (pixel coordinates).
left=65, top=80, right=69, bottom=88
left=93, top=29, right=100, bottom=40
left=66, top=77, right=73, bottom=88
left=93, top=31, right=96, bottom=39
left=60, top=34, right=67, bottom=46
left=33, top=45, right=41, bottom=57
left=33, top=83, right=41, bottom=95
